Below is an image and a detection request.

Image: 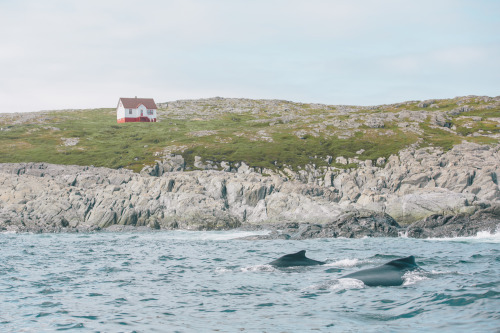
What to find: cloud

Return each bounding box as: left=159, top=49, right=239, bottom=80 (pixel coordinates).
left=432, top=46, right=490, bottom=66
left=0, top=0, right=499, bottom=112
left=379, top=45, right=498, bottom=75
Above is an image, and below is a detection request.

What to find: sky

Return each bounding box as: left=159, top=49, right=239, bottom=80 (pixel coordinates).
left=1, top=0, right=499, bottom=113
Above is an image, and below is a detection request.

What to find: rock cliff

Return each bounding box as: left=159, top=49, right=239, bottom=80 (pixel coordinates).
left=0, top=142, right=498, bottom=237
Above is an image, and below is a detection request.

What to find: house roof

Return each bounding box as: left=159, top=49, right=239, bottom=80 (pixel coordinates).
left=119, top=97, right=157, bottom=109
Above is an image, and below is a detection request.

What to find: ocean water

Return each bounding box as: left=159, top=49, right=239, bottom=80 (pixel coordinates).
left=1, top=230, right=499, bottom=332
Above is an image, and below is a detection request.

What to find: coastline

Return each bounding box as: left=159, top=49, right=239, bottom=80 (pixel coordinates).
left=1, top=141, right=498, bottom=238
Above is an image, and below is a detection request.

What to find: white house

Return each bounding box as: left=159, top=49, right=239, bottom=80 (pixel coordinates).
left=117, top=97, right=157, bottom=123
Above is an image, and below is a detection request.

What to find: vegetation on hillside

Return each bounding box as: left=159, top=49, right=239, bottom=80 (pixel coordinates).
left=0, top=96, right=498, bottom=172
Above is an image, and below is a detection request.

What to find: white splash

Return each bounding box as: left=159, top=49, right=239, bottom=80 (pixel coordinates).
left=308, top=278, right=366, bottom=291
left=425, top=228, right=500, bottom=243
left=398, top=230, right=409, bottom=238
left=325, top=258, right=360, bottom=267
left=331, top=278, right=366, bottom=290
left=0, top=230, right=18, bottom=234
left=476, top=229, right=500, bottom=239
left=214, top=267, right=233, bottom=274
left=197, top=230, right=271, bottom=240
left=159, top=230, right=271, bottom=241
left=240, top=264, right=276, bottom=272
left=402, top=271, right=430, bottom=286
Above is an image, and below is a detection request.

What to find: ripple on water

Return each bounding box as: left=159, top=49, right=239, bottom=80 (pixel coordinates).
left=39, top=301, right=62, bottom=308
left=431, top=290, right=500, bottom=307
left=363, top=308, right=427, bottom=322
left=139, top=298, right=158, bottom=302
left=39, top=288, right=61, bottom=295
left=55, top=323, right=85, bottom=330
left=402, top=271, right=430, bottom=286
left=1, top=232, right=499, bottom=332
left=240, top=264, right=276, bottom=272
left=326, top=258, right=361, bottom=267
left=72, top=315, right=98, bottom=320
left=87, top=293, right=103, bottom=297
left=256, top=303, right=275, bottom=307
left=310, top=278, right=366, bottom=292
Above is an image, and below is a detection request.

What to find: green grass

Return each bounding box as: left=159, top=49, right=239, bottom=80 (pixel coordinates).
left=1, top=97, right=498, bottom=173
left=419, top=123, right=461, bottom=150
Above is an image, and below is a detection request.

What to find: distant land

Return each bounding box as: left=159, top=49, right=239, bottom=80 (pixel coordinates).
left=1, top=95, right=499, bottom=172
left=0, top=96, right=499, bottom=236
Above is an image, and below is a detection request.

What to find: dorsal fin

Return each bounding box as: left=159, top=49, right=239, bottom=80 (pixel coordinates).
left=287, top=250, right=306, bottom=258
left=387, top=256, right=416, bottom=267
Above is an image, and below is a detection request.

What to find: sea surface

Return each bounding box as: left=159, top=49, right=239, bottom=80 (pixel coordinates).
left=1, top=230, right=499, bottom=332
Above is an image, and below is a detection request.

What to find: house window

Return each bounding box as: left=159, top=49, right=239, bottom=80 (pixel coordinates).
left=128, top=109, right=133, bottom=115
left=147, top=110, right=154, bottom=115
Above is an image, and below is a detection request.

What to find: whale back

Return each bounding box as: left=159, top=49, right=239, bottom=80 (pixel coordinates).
left=340, top=256, right=419, bottom=286
left=269, top=250, right=325, bottom=267
left=282, top=250, right=306, bottom=259
left=385, top=256, right=417, bottom=268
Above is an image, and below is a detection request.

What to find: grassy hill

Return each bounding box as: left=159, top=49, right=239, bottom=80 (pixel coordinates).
left=1, top=96, right=499, bottom=172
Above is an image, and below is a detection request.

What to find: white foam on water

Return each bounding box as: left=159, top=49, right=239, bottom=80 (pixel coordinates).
left=428, top=269, right=461, bottom=277
left=325, top=258, right=360, bottom=267
left=158, top=230, right=271, bottom=241
left=307, top=278, right=366, bottom=291
left=214, top=267, right=233, bottom=274
left=476, top=229, right=500, bottom=239
left=425, top=228, right=500, bottom=243
left=398, top=230, right=409, bottom=238
left=402, top=271, right=430, bottom=286
left=330, top=278, right=366, bottom=290
left=198, top=230, right=272, bottom=241
left=0, top=230, right=18, bottom=235
left=240, top=264, right=276, bottom=272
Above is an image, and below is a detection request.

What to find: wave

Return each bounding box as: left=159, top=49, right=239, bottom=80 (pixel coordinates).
left=332, top=278, right=367, bottom=290
left=0, top=230, right=18, bottom=235
left=325, top=258, right=361, bottom=267
left=190, top=230, right=271, bottom=241
left=136, top=229, right=272, bottom=241
left=424, top=228, right=500, bottom=243
left=214, top=264, right=278, bottom=273
left=402, top=270, right=430, bottom=286
left=310, top=278, right=366, bottom=291
left=214, top=267, right=234, bottom=274
left=239, top=264, right=276, bottom=272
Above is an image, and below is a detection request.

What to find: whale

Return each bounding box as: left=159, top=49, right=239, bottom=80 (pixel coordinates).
left=340, top=256, right=421, bottom=286
left=269, top=250, right=325, bottom=267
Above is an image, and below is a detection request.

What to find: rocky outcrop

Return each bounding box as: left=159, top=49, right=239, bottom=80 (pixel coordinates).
left=238, top=211, right=401, bottom=240
left=405, top=204, right=500, bottom=238
left=0, top=142, right=499, bottom=236
left=0, top=163, right=343, bottom=233
left=142, top=142, right=499, bottom=225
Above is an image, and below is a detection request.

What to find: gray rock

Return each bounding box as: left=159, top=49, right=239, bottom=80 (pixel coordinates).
left=448, top=105, right=474, bottom=116
left=239, top=210, right=401, bottom=239
left=336, top=156, right=348, bottom=165
left=418, top=100, right=435, bottom=108
left=405, top=204, right=500, bottom=238
left=365, top=118, right=385, bottom=128
left=0, top=141, right=498, bottom=237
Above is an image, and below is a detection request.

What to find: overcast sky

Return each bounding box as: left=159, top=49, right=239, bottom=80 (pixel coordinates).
left=1, top=0, right=499, bottom=113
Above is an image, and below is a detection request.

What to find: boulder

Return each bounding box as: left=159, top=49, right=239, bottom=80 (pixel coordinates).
left=406, top=204, right=500, bottom=238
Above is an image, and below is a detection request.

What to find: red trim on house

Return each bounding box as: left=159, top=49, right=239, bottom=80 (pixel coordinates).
left=117, top=117, right=157, bottom=123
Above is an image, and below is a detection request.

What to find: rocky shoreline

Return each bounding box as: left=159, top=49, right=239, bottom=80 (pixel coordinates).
left=236, top=207, right=500, bottom=240
left=0, top=142, right=499, bottom=238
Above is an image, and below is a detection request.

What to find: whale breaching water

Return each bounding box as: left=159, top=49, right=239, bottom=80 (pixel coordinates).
left=268, top=250, right=326, bottom=268
left=340, top=256, right=421, bottom=286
